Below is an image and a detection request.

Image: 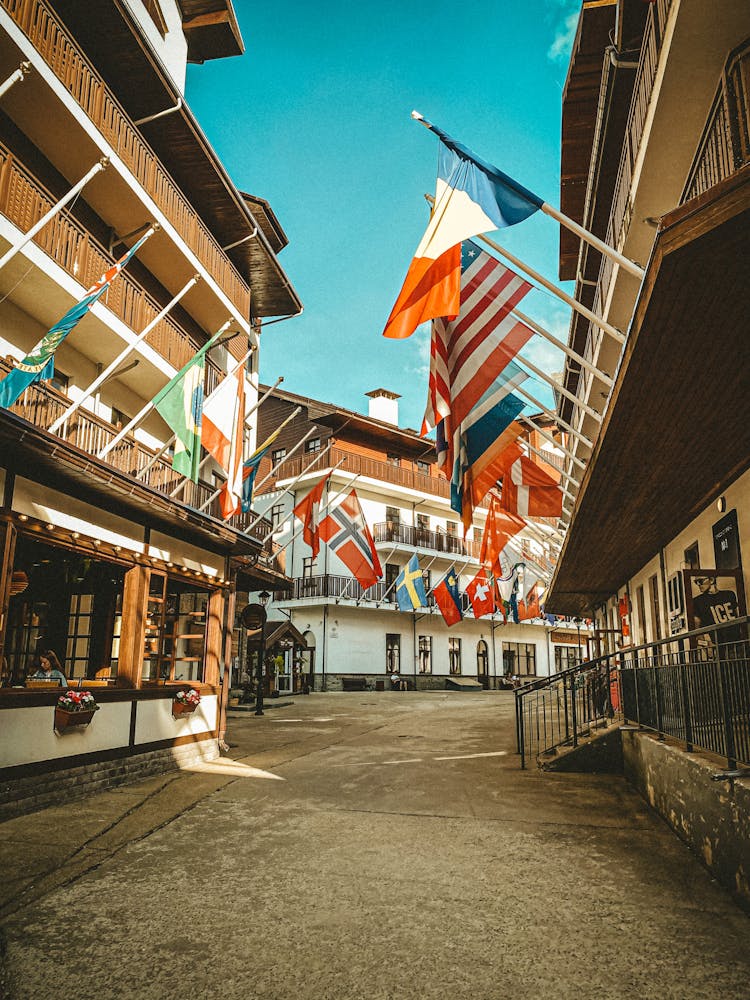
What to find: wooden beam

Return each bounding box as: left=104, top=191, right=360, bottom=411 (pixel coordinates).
left=204, top=588, right=225, bottom=687
left=117, top=565, right=150, bottom=688
left=183, top=11, right=230, bottom=30
left=0, top=518, right=17, bottom=667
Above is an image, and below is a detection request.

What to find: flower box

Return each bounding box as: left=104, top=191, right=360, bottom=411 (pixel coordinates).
left=172, top=700, right=198, bottom=718
left=54, top=707, right=96, bottom=733
left=54, top=690, right=99, bottom=733
left=172, top=688, right=201, bottom=718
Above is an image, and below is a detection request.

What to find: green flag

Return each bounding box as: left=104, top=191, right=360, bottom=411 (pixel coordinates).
left=153, top=327, right=228, bottom=482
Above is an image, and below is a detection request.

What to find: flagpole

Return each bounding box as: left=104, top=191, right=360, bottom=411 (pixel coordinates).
left=196, top=405, right=304, bottom=512
left=338, top=542, right=400, bottom=604
left=0, top=60, right=31, bottom=100
left=49, top=275, right=200, bottom=436
left=134, top=350, right=259, bottom=480
left=516, top=384, right=595, bottom=449
left=377, top=550, right=441, bottom=608
left=414, top=118, right=644, bottom=281
left=518, top=414, right=586, bottom=473
left=510, top=305, right=614, bottom=388
left=272, top=471, right=363, bottom=561
left=0, top=159, right=110, bottom=274
left=256, top=455, right=347, bottom=544
left=517, top=353, right=602, bottom=423
left=424, top=193, right=627, bottom=345
left=249, top=422, right=322, bottom=499
left=97, top=321, right=231, bottom=460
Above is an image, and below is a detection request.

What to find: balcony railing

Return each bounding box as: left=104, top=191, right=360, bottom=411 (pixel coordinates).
left=0, top=142, right=227, bottom=389
left=275, top=574, right=394, bottom=604
left=0, top=359, right=273, bottom=544
left=682, top=38, right=750, bottom=203
left=373, top=521, right=481, bottom=560
left=0, top=0, right=251, bottom=323
left=263, top=446, right=452, bottom=501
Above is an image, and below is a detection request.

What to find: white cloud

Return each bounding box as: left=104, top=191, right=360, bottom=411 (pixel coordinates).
left=546, top=2, right=580, bottom=63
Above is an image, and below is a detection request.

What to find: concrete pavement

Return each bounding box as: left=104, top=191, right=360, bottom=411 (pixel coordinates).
left=1, top=691, right=749, bottom=999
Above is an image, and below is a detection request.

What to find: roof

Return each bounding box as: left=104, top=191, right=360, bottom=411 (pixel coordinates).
left=265, top=621, right=308, bottom=648
left=179, top=1, right=244, bottom=63
left=546, top=165, right=750, bottom=616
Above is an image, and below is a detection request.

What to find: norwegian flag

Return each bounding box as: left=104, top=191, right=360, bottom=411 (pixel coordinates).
left=318, top=489, right=382, bottom=589
left=422, top=240, right=534, bottom=435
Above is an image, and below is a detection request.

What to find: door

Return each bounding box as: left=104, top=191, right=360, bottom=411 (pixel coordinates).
left=476, top=640, right=489, bottom=689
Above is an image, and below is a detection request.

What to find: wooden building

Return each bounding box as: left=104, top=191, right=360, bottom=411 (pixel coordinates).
left=0, top=0, right=300, bottom=816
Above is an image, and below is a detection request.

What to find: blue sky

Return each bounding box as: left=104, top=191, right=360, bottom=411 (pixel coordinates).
left=186, top=0, right=580, bottom=431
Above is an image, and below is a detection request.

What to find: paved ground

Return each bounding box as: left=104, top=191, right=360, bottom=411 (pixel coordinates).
left=1, top=692, right=749, bottom=1000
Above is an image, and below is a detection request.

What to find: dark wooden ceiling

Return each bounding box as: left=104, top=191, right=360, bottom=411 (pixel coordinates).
left=547, top=166, right=750, bottom=616
left=50, top=1, right=301, bottom=318
left=178, top=0, right=244, bottom=63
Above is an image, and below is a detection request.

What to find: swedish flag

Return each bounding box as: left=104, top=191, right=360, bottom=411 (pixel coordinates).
left=395, top=554, right=427, bottom=612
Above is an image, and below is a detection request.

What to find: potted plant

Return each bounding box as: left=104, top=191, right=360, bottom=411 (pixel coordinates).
left=55, top=690, right=99, bottom=733
left=172, top=687, right=201, bottom=718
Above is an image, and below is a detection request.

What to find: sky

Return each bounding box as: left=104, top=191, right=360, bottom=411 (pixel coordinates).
left=185, top=0, right=581, bottom=432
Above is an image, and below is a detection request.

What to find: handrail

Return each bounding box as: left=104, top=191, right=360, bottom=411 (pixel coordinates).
left=0, top=0, right=251, bottom=325
left=515, top=615, right=750, bottom=770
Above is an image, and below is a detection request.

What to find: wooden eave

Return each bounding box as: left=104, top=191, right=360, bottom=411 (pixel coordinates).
left=240, top=192, right=289, bottom=254
left=546, top=165, right=750, bottom=617
left=50, top=1, right=301, bottom=318
left=559, top=0, right=617, bottom=280
left=0, top=410, right=260, bottom=558
left=178, top=0, right=244, bottom=63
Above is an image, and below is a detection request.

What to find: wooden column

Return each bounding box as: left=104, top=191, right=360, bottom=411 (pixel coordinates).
left=117, top=564, right=150, bottom=688
left=217, top=579, right=236, bottom=747
left=204, top=587, right=225, bottom=688
left=0, top=518, right=17, bottom=666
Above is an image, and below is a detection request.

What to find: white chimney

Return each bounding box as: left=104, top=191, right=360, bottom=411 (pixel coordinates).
left=365, top=388, right=400, bottom=426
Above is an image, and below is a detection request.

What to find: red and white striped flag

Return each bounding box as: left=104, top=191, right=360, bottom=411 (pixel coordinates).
left=422, top=240, right=534, bottom=435
left=499, top=444, right=563, bottom=518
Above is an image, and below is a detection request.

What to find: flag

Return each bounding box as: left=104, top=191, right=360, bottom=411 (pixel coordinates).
left=499, top=445, right=563, bottom=518
left=433, top=566, right=463, bottom=626
left=480, top=495, right=526, bottom=576
left=518, top=584, right=541, bottom=621
left=422, top=240, right=534, bottom=435
left=382, top=116, right=543, bottom=341
left=200, top=365, right=247, bottom=518
left=444, top=362, right=528, bottom=530
left=0, top=231, right=151, bottom=409
left=240, top=424, right=285, bottom=513
left=466, top=568, right=494, bottom=618
left=395, top=554, right=427, bottom=611
left=218, top=373, right=246, bottom=519
left=319, top=489, right=382, bottom=590
left=292, top=473, right=331, bottom=560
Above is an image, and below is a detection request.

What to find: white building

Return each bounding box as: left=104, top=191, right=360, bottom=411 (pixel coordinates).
left=252, top=386, right=589, bottom=693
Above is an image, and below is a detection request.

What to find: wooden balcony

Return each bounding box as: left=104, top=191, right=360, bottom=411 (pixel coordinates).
left=0, top=358, right=274, bottom=547
left=0, top=0, right=251, bottom=328
left=682, top=38, right=750, bottom=203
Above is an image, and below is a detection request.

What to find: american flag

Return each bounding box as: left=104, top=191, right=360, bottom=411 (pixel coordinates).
left=422, top=240, right=534, bottom=435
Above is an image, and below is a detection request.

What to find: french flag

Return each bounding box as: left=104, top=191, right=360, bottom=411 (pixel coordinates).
left=382, top=114, right=542, bottom=341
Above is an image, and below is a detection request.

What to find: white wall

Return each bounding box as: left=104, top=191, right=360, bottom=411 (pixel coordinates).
left=123, top=0, right=189, bottom=92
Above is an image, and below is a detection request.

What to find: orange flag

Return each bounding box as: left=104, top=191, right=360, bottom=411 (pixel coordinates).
left=292, top=473, right=331, bottom=560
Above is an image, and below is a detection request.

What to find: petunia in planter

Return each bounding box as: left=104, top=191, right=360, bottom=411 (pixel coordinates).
left=172, top=687, right=201, bottom=718
left=54, top=690, right=100, bottom=733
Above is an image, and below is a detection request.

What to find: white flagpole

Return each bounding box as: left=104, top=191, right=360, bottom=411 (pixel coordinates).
left=522, top=439, right=580, bottom=489
left=134, top=350, right=258, bottom=480
left=424, top=193, right=627, bottom=345
left=49, top=275, right=200, bottom=435
left=195, top=405, right=304, bottom=511
left=518, top=414, right=586, bottom=473
left=97, top=320, right=231, bottom=459
left=249, top=422, right=321, bottom=498
left=338, top=541, right=402, bottom=604
left=238, top=430, right=327, bottom=526
left=511, top=305, right=614, bottom=388
left=271, top=472, right=363, bottom=560
left=0, top=61, right=31, bottom=100
left=517, top=353, right=602, bottom=422
left=516, top=384, right=595, bottom=449
left=255, top=454, right=347, bottom=543
left=0, top=158, right=110, bottom=273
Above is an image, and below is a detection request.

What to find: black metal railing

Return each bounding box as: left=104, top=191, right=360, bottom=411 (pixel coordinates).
left=373, top=522, right=479, bottom=558
left=516, top=617, right=750, bottom=770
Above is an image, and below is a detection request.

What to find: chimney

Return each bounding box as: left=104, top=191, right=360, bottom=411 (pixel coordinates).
left=365, top=388, right=400, bottom=426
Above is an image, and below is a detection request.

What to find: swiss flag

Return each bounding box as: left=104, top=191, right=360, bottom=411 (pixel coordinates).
left=292, top=473, right=331, bottom=559
left=466, top=569, right=495, bottom=618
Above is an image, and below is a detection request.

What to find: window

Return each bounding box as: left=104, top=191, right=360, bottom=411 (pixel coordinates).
left=448, top=637, right=461, bottom=674
left=49, top=368, right=70, bottom=394
left=111, top=406, right=131, bottom=429
left=421, top=569, right=431, bottom=596
left=684, top=542, right=699, bottom=569
left=416, top=459, right=430, bottom=475
left=302, top=557, right=315, bottom=580
left=66, top=593, right=92, bottom=678
left=304, top=437, right=321, bottom=453
left=385, top=506, right=400, bottom=526
left=386, top=633, right=400, bottom=672
left=385, top=563, right=400, bottom=600
left=445, top=521, right=457, bottom=537
left=554, top=645, right=578, bottom=673
left=649, top=574, right=662, bottom=640
left=502, top=642, right=536, bottom=677
left=416, top=513, right=429, bottom=531
left=269, top=503, right=284, bottom=528
left=144, top=0, right=168, bottom=37
left=386, top=453, right=401, bottom=467
left=418, top=635, right=432, bottom=673
left=636, top=585, right=647, bottom=644
left=474, top=526, right=483, bottom=545
left=271, top=448, right=286, bottom=466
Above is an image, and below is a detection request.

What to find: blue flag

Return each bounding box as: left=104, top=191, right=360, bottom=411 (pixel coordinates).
left=0, top=231, right=151, bottom=410
left=395, top=554, right=427, bottom=612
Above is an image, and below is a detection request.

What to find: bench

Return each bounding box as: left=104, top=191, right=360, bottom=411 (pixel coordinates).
left=341, top=677, right=368, bottom=692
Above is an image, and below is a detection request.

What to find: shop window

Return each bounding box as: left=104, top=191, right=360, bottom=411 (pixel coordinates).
left=554, top=645, right=578, bottom=673
left=503, top=642, right=536, bottom=677
left=386, top=633, right=400, bottom=672
left=142, top=575, right=210, bottom=683
left=449, top=636, right=461, bottom=674
left=418, top=635, right=432, bottom=674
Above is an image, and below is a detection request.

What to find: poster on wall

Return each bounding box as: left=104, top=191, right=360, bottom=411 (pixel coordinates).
left=682, top=569, right=746, bottom=644
left=713, top=508, right=742, bottom=573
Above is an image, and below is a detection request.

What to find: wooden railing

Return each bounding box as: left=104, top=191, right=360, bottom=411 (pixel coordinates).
left=682, top=38, right=750, bottom=203
left=0, top=359, right=272, bottom=542
left=0, top=0, right=251, bottom=321
left=0, top=141, right=229, bottom=386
